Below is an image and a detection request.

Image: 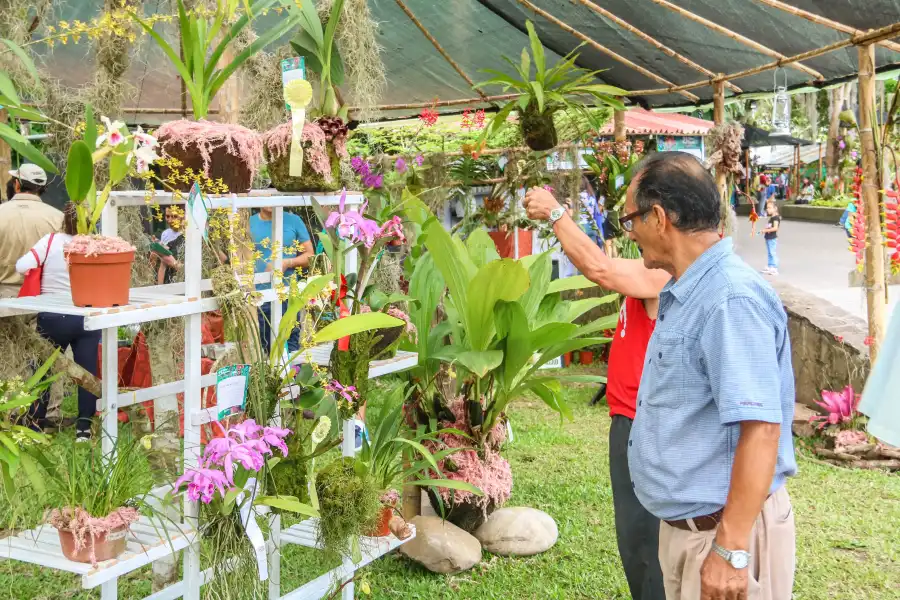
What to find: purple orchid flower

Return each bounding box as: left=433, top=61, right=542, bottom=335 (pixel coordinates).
left=325, top=380, right=360, bottom=404
left=414, top=154, right=424, bottom=166
left=204, top=436, right=237, bottom=465
left=175, top=467, right=233, bottom=504
left=379, top=216, right=406, bottom=244
left=809, top=385, right=859, bottom=429
left=395, top=157, right=408, bottom=174
left=228, top=419, right=262, bottom=442
left=325, top=190, right=381, bottom=248
left=262, top=426, right=291, bottom=457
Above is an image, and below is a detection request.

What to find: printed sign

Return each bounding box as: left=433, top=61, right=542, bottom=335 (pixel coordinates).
left=215, top=364, right=251, bottom=421
left=186, top=182, right=209, bottom=240
left=281, top=57, right=306, bottom=110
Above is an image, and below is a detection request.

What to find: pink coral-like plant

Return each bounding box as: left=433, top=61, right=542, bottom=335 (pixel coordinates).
left=157, top=119, right=263, bottom=181
left=262, top=121, right=335, bottom=182
left=64, top=234, right=136, bottom=257
left=809, top=385, right=860, bottom=429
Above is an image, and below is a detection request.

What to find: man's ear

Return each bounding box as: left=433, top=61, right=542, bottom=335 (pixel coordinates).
left=653, top=204, right=667, bottom=234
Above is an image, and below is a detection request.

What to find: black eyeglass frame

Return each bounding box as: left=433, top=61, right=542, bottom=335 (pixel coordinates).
left=619, top=206, right=655, bottom=232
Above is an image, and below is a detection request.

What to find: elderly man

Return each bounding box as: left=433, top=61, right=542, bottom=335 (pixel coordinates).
left=524, top=151, right=796, bottom=600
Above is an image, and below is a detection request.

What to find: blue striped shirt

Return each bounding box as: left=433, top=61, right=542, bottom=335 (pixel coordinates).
left=628, top=238, right=797, bottom=520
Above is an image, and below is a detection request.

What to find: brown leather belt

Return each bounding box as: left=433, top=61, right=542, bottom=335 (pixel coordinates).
left=664, top=509, right=723, bottom=532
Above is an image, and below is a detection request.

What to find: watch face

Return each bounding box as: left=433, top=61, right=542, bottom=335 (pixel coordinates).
left=550, top=207, right=564, bottom=221
left=731, top=551, right=750, bottom=569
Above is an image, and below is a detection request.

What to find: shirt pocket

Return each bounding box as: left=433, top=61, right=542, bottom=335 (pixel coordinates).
left=645, top=332, right=685, bottom=409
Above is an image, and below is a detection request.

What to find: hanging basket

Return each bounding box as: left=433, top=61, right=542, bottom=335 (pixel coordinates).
left=262, top=120, right=347, bottom=192
left=66, top=250, right=135, bottom=308
left=520, top=106, right=558, bottom=151
left=265, top=144, right=341, bottom=192
left=57, top=525, right=127, bottom=563
left=488, top=229, right=533, bottom=259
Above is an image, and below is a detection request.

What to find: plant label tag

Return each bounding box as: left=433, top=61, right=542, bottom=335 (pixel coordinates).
left=186, top=183, right=209, bottom=240
left=281, top=57, right=306, bottom=111
left=215, top=364, right=251, bottom=421
left=106, top=529, right=127, bottom=541
left=238, top=479, right=268, bottom=581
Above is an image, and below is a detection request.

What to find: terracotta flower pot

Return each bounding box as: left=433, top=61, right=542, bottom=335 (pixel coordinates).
left=579, top=350, right=594, bottom=365
left=57, top=525, right=127, bottom=563
left=67, top=250, right=135, bottom=308
left=373, top=505, right=393, bottom=537
left=488, top=229, right=533, bottom=259
left=563, top=352, right=573, bottom=367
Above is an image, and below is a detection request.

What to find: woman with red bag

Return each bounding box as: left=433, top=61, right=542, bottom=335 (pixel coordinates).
left=16, top=204, right=100, bottom=441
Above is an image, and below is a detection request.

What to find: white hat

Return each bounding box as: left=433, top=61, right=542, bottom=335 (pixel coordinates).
left=9, top=163, right=48, bottom=186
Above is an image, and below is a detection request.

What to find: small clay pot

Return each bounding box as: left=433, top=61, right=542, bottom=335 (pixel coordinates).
left=66, top=250, right=135, bottom=308
left=579, top=350, right=594, bottom=365
left=488, top=229, right=533, bottom=259
left=57, top=525, right=127, bottom=563
left=372, top=505, right=393, bottom=537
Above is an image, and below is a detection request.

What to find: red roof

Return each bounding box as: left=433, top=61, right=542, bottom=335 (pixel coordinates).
left=598, top=108, right=713, bottom=136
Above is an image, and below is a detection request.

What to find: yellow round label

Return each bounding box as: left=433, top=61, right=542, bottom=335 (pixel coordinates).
left=284, top=79, right=313, bottom=108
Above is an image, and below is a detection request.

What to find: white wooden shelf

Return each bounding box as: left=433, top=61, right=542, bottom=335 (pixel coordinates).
left=292, top=344, right=419, bottom=377
left=0, top=516, right=194, bottom=589
left=278, top=522, right=416, bottom=600
left=108, top=189, right=364, bottom=209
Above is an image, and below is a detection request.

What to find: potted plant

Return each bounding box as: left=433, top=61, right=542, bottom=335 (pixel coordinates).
left=63, top=107, right=159, bottom=307
left=579, top=347, right=594, bottom=365
left=44, top=432, right=153, bottom=564
left=133, top=0, right=298, bottom=192
left=402, top=191, right=617, bottom=530
left=474, top=21, right=625, bottom=151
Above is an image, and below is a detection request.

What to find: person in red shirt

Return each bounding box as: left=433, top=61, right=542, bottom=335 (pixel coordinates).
left=523, top=185, right=669, bottom=600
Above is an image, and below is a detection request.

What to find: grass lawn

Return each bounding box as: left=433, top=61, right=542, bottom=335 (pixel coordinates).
left=1, top=383, right=898, bottom=599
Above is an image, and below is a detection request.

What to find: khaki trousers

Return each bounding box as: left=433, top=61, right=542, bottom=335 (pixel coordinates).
left=659, top=487, right=795, bottom=600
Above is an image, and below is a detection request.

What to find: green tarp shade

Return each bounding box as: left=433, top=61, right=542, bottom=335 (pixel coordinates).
left=742, top=125, right=813, bottom=148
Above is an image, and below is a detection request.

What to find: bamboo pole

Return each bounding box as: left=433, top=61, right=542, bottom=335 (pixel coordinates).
left=347, top=94, right=520, bottom=112
left=0, top=109, right=11, bottom=201
left=613, top=109, right=626, bottom=141
left=744, top=149, right=751, bottom=199
left=122, top=108, right=222, bottom=115
left=752, top=0, right=900, bottom=54
left=713, top=81, right=728, bottom=210
left=858, top=43, right=887, bottom=362
left=818, top=142, right=823, bottom=181
left=575, top=0, right=742, bottom=93
left=393, top=0, right=488, bottom=101
left=647, top=0, right=823, bottom=80
left=514, top=0, right=700, bottom=102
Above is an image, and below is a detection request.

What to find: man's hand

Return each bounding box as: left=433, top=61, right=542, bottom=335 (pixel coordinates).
left=700, top=549, right=748, bottom=600
left=523, top=186, right=562, bottom=221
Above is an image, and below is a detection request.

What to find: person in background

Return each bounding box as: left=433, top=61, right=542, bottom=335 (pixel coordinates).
left=756, top=174, right=768, bottom=217
left=762, top=199, right=782, bottom=276
left=0, top=164, right=62, bottom=303
left=523, top=185, right=670, bottom=600
left=251, top=206, right=315, bottom=354
left=766, top=176, right=778, bottom=204
left=796, top=178, right=815, bottom=205
left=5, top=178, right=16, bottom=203
left=16, top=204, right=100, bottom=441
left=152, top=206, right=185, bottom=285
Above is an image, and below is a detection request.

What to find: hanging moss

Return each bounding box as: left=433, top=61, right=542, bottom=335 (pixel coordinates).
left=315, top=457, right=381, bottom=559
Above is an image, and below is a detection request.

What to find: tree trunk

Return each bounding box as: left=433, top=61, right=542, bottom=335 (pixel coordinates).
left=825, top=84, right=847, bottom=174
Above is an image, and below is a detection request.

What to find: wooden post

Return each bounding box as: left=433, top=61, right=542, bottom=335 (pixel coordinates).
left=613, top=109, right=627, bottom=142
left=0, top=109, right=10, bottom=201
left=818, top=143, right=823, bottom=182
left=745, top=149, right=751, bottom=199
left=713, top=80, right=728, bottom=207
left=858, top=43, right=887, bottom=362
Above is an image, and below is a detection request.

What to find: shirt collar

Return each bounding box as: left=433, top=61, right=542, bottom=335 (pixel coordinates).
left=661, top=238, right=734, bottom=303
left=10, top=193, right=43, bottom=203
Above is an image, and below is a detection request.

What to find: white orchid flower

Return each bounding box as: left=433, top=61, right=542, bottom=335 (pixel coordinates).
left=129, top=144, right=160, bottom=174
left=132, top=125, right=158, bottom=149
left=96, top=116, right=127, bottom=148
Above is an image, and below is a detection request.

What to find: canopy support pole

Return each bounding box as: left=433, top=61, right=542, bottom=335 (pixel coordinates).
left=614, top=109, right=627, bottom=142
left=647, top=0, right=823, bottom=80
left=753, top=0, right=900, bottom=54
left=393, top=0, right=488, bottom=101
left=513, top=0, right=700, bottom=102
left=858, top=43, right=887, bottom=362
left=713, top=80, right=728, bottom=211
left=575, top=0, right=741, bottom=93
left=818, top=143, right=823, bottom=182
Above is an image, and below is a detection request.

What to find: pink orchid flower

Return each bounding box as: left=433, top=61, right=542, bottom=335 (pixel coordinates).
left=379, top=216, right=406, bottom=244
left=228, top=419, right=263, bottom=442
left=325, top=190, right=381, bottom=248
left=262, top=426, right=291, bottom=457
left=809, top=385, right=859, bottom=429
left=175, top=467, right=233, bottom=504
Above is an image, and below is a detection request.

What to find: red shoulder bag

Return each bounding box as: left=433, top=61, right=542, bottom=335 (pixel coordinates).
left=18, top=233, right=55, bottom=297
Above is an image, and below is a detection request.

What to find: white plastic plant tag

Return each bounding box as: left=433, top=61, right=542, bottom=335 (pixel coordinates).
left=238, top=479, right=268, bottom=581
left=215, top=364, right=250, bottom=420
left=186, top=182, right=208, bottom=240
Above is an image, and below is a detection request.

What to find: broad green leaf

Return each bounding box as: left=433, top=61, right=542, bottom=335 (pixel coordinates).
left=530, top=81, right=545, bottom=113
left=465, top=259, right=529, bottom=350
left=23, top=349, right=59, bottom=391
left=83, top=104, right=97, bottom=151
left=436, top=349, right=503, bottom=378
left=256, top=495, right=319, bottom=517
left=4, top=104, right=45, bottom=121
left=312, top=312, right=404, bottom=344
left=494, top=301, right=532, bottom=386
left=108, top=139, right=132, bottom=185
left=526, top=20, right=546, bottom=84
left=19, top=453, right=46, bottom=497
left=65, top=141, right=95, bottom=204
left=465, top=228, right=500, bottom=268
left=0, top=123, right=57, bottom=174
left=2, top=38, right=40, bottom=84
left=0, top=71, right=20, bottom=106
left=519, top=252, right=552, bottom=319
left=547, top=275, right=598, bottom=294
left=562, top=295, right=619, bottom=323
left=520, top=47, right=531, bottom=80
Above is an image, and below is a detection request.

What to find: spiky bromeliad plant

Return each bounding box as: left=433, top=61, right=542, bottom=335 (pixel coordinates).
left=289, top=0, right=347, bottom=119
left=475, top=20, right=625, bottom=151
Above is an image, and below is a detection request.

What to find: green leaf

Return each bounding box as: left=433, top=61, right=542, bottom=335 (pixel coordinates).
left=256, top=495, right=320, bottom=517
left=19, top=453, right=46, bottom=498
left=526, top=21, right=546, bottom=85
left=23, top=349, right=59, bottom=392
left=530, top=81, right=545, bottom=114
left=410, top=479, right=484, bottom=496
left=108, top=139, right=132, bottom=185
left=83, top=104, right=97, bottom=152
left=3, top=104, right=44, bottom=121
left=547, top=275, right=598, bottom=294
left=65, top=141, right=95, bottom=204
left=312, top=312, right=404, bottom=344
left=0, top=71, right=20, bottom=106
left=519, top=252, right=552, bottom=319
left=2, top=38, right=40, bottom=84
left=0, top=123, right=57, bottom=174
left=434, top=348, right=503, bottom=379
left=465, top=228, right=500, bottom=268
left=131, top=12, right=200, bottom=115
left=520, top=47, right=531, bottom=80
left=465, top=259, right=530, bottom=351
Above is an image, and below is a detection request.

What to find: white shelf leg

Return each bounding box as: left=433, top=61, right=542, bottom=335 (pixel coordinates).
left=268, top=514, right=281, bottom=599
left=341, top=419, right=356, bottom=599
left=182, top=185, right=204, bottom=600
left=100, top=327, right=119, bottom=458
left=100, top=579, right=117, bottom=600
left=271, top=207, right=284, bottom=352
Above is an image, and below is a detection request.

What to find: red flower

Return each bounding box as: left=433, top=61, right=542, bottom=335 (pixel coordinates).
left=835, top=335, right=844, bottom=343
left=474, top=109, right=486, bottom=129
left=419, top=107, right=439, bottom=127
left=864, top=336, right=874, bottom=346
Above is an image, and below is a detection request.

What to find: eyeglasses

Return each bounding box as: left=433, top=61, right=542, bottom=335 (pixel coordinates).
left=619, top=206, right=654, bottom=232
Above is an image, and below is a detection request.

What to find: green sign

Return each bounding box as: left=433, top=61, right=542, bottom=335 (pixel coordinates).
left=281, top=57, right=306, bottom=110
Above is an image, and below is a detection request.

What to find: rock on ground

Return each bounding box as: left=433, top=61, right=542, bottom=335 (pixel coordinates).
left=399, top=516, right=482, bottom=574
left=474, top=507, right=558, bottom=556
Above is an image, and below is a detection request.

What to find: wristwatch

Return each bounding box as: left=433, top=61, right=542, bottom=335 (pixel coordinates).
left=712, top=542, right=751, bottom=569
left=549, top=206, right=566, bottom=226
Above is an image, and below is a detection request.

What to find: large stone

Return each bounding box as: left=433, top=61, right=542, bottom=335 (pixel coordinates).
left=474, top=507, right=558, bottom=556
left=399, top=516, right=481, bottom=574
